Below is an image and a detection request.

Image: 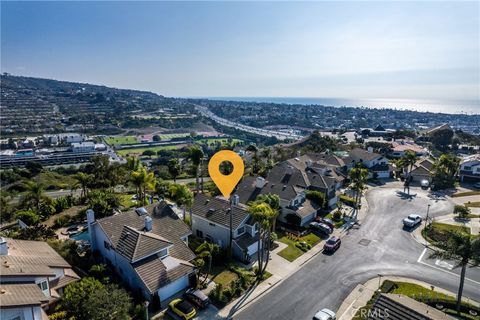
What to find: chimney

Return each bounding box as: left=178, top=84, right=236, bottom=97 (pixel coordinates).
left=0, top=238, right=8, bottom=256
left=256, top=177, right=266, bottom=189
left=367, top=147, right=373, bottom=153
left=86, top=209, right=95, bottom=225
left=144, top=216, right=153, bottom=232
left=232, top=194, right=240, bottom=205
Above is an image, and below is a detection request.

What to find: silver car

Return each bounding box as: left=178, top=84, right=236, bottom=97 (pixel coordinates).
left=313, top=308, right=336, bottom=320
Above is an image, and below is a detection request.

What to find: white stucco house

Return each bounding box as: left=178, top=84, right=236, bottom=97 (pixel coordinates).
left=87, top=202, right=196, bottom=308
left=191, top=194, right=260, bottom=264
left=459, top=154, right=480, bottom=182
left=345, top=147, right=391, bottom=179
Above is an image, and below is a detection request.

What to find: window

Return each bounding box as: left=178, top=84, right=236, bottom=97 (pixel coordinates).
left=37, top=280, right=48, bottom=291
left=209, top=222, right=216, bottom=227
left=464, top=166, right=472, bottom=171
left=196, top=230, right=203, bottom=238
left=237, top=226, right=245, bottom=235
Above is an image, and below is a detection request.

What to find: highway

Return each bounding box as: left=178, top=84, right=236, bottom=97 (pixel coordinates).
left=195, top=105, right=305, bottom=141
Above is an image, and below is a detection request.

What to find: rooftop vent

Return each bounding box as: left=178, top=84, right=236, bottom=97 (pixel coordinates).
left=135, top=207, right=148, bottom=216
left=207, top=208, right=216, bottom=215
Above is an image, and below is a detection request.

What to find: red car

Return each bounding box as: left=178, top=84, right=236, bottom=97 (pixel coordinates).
left=323, top=236, right=341, bottom=252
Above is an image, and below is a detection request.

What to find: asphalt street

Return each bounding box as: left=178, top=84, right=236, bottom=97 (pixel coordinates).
left=235, top=185, right=480, bottom=320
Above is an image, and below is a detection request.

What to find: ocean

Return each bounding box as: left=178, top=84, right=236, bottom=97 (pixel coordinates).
left=205, top=97, right=480, bottom=115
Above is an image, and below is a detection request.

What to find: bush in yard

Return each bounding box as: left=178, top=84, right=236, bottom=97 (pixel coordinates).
left=15, top=210, right=40, bottom=225
left=453, top=204, right=471, bottom=219
left=333, top=209, right=343, bottom=221
left=380, top=280, right=397, bottom=293
left=54, top=215, right=73, bottom=228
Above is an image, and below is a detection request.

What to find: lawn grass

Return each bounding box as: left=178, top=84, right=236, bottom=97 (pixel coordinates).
left=212, top=270, right=238, bottom=287
left=465, top=201, right=480, bottom=208
left=391, top=282, right=454, bottom=301
left=116, top=144, right=186, bottom=156
left=324, top=212, right=346, bottom=228
left=277, top=232, right=321, bottom=262
left=430, top=222, right=471, bottom=235
left=197, top=138, right=243, bottom=146
left=104, top=136, right=138, bottom=146
left=452, top=191, right=480, bottom=198
left=38, top=171, right=77, bottom=190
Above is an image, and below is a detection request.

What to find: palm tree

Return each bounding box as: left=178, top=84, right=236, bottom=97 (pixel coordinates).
left=167, top=158, right=181, bottom=183
left=130, top=167, right=156, bottom=205
left=169, top=184, right=193, bottom=224
left=187, top=146, right=204, bottom=194
left=195, top=242, right=220, bottom=284
left=256, top=194, right=280, bottom=232
left=431, top=232, right=480, bottom=312
left=21, top=181, right=47, bottom=213
left=398, top=150, right=417, bottom=195
left=73, top=172, right=93, bottom=199
left=432, top=154, right=460, bottom=188
left=248, top=201, right=276, bottom=277
left=349, top=166, right=369, bottom=220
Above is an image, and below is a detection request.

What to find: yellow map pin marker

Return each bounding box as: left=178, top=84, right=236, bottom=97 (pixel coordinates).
left=208, top=150, right=244, bottom=198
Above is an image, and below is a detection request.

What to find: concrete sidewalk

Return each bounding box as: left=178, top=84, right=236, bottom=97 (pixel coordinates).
left=336, top=276, right=480, bottom=320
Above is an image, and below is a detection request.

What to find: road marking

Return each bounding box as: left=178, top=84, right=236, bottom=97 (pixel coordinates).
left=435, top=259, right=454, bottom=270
left=417, top=250, right=480, bottom=286
left=417, top=248, right=427, bottom=263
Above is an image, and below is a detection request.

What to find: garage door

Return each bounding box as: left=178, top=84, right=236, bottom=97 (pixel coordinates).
left=158, top=275, right=189, bottom=301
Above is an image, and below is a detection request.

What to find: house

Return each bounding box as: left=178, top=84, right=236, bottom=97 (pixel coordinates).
left=235, top=152, right=345, bottom=228
left=390, top=141, right=428, bottom=158
left=408, top=158, right=435, bottom=183
left=368, top=293, right=450, bottom=320
left=459, top=154, right=480, bottom=182
left=87, top=202, right=196, bottom=307
left=190, top=194, right=259, bottom=264
left=0, top=237, right=80, bottom=317
left=0, top=284, right=49, bottom=320
left=344, top=148, right=391, bottom=179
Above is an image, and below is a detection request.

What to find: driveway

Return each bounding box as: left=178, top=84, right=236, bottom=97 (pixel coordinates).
left=234, top=184, right=480, bottom=320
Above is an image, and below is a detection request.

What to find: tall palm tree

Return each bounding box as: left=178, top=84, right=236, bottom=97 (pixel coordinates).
left=248, top=201, right=276, bottom=277
left=130, top=167, right=156, bottom=205
left=187, top=146, right=204, bottom=194
left=73, top=172, right=93, bottom=198
left=432, top=153, right=460, bottom=188
left=398, top=150, right=418, bottom=195
left=169, top=184, right=193, bottom=223
left=21, top=181, right=47, bottom=213
left=349, top=166, right=369, bottom=220
left=256, top=194, right=280, bottom=232
left=431, top=232, right=480, bottom=312
left=195, top=242, right=220, bottom=284
left=167, top=158, right=181, bottom=183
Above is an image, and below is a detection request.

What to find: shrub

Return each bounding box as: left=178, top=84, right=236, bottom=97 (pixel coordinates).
left=15, top=210, right=40, bottom=225
left=380, top=280, right=397, bottom=293
left=333, top=210, right=343, bottom=221
left=54, top=215, right=73, bottom=228
left=340, top=194, right=356, bottom=206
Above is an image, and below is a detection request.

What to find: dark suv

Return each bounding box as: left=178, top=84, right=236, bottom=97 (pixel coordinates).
left=184, top=288, right=210, bottom=309
left=323, top=236, right=341, bottom=253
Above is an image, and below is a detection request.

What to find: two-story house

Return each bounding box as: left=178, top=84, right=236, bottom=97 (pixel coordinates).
left=459, top=155, right=480, bottom=182
left=408, top=158, right=435, bottom=183
left=87, top=201, right=196, bottom=307
left=190, top=194, right=259, bottom=264
left=344, top=148, right=391, bottom=178
left=0, top=237, right=80, bottom=320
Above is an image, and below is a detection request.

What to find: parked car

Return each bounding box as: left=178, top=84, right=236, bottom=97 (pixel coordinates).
left=320, top=218, right=335, bottom=230
left=313, top=308, right=336, bottom=320
left=323, top=236, right=341, bottom=253
left=168, top=299, right=196, bottom=320
left=403, top=214, right=422, bottom=228
left=420, top=179, right=430, bottom=189
left=474, top=182, right=480, bottom=189
left=310, top=222, right=333, bottom=234
left=184, top=288, right=210, bottom=309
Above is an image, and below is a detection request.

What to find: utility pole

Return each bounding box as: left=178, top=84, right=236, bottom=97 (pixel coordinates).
left=426, top=203, right=431, bottom=226
left=228, top=196, right=233, bottom=261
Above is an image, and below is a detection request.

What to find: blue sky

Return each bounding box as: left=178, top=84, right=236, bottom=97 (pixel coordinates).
left=1, top=1, right=479, bottom=101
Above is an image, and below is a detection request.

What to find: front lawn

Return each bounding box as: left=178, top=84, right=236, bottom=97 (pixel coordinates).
left=213, top=270, right=238, bottom=287
left=451, top=191, right=480, bottom=198
left=277, top=232, right=321, bottom=262
left=423, top=222, right=472, bottom=243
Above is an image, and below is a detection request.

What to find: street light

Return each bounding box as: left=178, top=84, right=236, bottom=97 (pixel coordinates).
left=426, top=204, right=431, bottom=226
left=144, top=301, right=149, bottom=320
